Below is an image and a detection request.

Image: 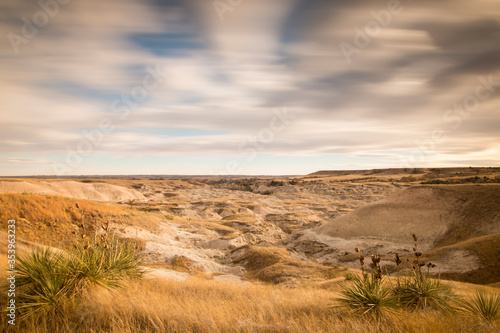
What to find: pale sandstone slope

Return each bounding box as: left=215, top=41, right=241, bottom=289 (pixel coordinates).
left=0, top=181, right=145, bottom=202
left=314, top=185, right=500, bottom=249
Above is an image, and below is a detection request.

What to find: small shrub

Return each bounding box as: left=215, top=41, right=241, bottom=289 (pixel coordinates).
left=393, top=234, right=456, bottom=313
left=15, top=247, right=73, bottom=316
left=393, top=271, right=455, bottom=312
left=336, top=273, right=399, bottom=316
left=335, top=250, right=399, bottom=317
left=12, top=219, right=143, bottom=318
left=421, top=179, right=450, bottom=185
left=169, top=255, right=195, bottom=272
left=460, top=290, right=500, bottom=322
left=68, top=240, right=144, bottom=290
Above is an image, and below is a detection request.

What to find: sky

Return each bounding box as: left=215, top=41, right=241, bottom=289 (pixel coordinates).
left=1, top=0, right=499, bottom=176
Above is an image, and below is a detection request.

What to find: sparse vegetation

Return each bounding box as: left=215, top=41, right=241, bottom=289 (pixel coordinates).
left=269, top=180, right=284, bottom=187
left=9, top=215, right=144, bottom=319
left=393, top=234, right=456, bottom=312
left=460, top=289, right=500, bottom=323
left=15, top=247, right=74, bottom=317
left=336, top=235, right=457, bottom=318
left=12, top=240, right=143, bottom=319
left=421, top=179, right=451, bottom=184
left=335, top=255, right=399, bottom=317
left=0, top=193, right=161, bottom=247
left=421, top=176, right=500, bottom=184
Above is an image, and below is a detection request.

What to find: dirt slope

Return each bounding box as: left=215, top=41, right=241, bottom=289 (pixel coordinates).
left=314, top=185, right=500, bottom=249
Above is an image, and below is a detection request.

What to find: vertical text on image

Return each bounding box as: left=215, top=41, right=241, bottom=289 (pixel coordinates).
left=7, top=219, right=17, bottom=326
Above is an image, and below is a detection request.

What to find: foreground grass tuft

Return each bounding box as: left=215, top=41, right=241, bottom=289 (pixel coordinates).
left=15, top=247, right=73, bottom=316
left=393, top=233, right=457, bottom=312
left=336, top=273, right=399, bottom=317
left=68, top=240, right=143, bottom=290
left=13, top=239, right=143, bottom=318
left=336, top=234, right=458, bottom=317
left=460, top=289, right=500, bottom=323
left=393, top=270, right=456, bottom=312
left=2, top=277, right=498, bottom=333
left=335, top=250, right=399, bottom=317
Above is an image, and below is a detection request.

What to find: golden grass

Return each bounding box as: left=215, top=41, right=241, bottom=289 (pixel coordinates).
left=0, top=193, right=163, bottom=248
left=1, top=276, right=498, bottom=333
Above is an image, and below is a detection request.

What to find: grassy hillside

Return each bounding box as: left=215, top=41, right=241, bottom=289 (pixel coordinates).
left=0, top=193, right=161, bottom=248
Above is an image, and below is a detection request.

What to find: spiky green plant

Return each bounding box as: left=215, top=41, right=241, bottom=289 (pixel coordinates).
left=393, top=271, right=456, bottom=312
left=68, top=241, right=144, bottom=290
left=336, top=273, right=400, bottom=317
left=393, top=233, right=456, bottom=312
left=460, top=290, right=500, bottom=322
left=335, top=249, right=399, bottom=317
left=15, top=247, right=73, bottom=317
left=11, top=238, right=143, bottom=318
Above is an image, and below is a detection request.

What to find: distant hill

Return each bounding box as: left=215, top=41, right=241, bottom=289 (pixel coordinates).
left=306, top=167, right=500, bottom=183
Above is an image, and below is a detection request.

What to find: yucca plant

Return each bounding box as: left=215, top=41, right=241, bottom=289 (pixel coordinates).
left=10, top=217, right=144, bottom=318
left=15, top=247, right=74, bottom=317
left=393, top=234, right=456, bottom=313
left=393, top=271, right=456, bottom=312
left=68, top=213, right=143, bottom=290
left=460, top=290, right=500, bottom=322
left=68, top=240, right=144, bottom=290
left=335, top=250, right=399, bottom=317
left=336, top=273, right=400, bottom=317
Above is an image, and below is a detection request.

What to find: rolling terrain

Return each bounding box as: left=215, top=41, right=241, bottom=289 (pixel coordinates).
left=1, top=167, right=499, bottom=286
left=1, top=168, right=500, bottom=332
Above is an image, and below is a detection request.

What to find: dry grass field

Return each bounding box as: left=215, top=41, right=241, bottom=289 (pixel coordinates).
left=0, top=272, right=498, bottom=332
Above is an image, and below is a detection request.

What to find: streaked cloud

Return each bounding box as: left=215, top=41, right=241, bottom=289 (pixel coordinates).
left=1, top=0, right=499, bottom=175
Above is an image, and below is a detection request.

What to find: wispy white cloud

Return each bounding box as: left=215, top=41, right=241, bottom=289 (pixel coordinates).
left=0, top=0, right=499, bottom=175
